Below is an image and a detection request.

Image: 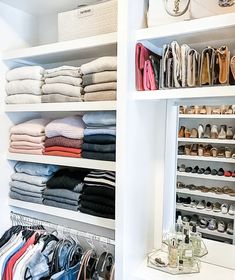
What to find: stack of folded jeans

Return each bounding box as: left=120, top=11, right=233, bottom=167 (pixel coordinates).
left=82, top=112, right=116, bottom=161
left=9, top=118, right=49, bottom=155
left=9, top=162, right=59, bottom=204
left=42, top=66, right=83, bottom=103
left=43, top=168, right=89, bottom=211
left=79, top=170, right=115, bottom=219
left=5, top=66, right=44, bottom=104
left=44, top=116, right=85, bottom=158
left=81, top=57, right=117, bottom=101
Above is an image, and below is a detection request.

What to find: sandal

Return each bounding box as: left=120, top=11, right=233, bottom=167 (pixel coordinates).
left=217, top=147, right=225, bottom=158
left=199, top=106, right=207, bottom=114
left=211, top=147, right=218, bottom=157
left=206, top=106, right=212, bottom=115
left=185, top=145, right=191, bottom=155
left=190, top=128, right=198, bottom=138
left=187, top=106, right=196, bottom=114
left=198, top=145, right=204, bottom=157
left=225, top=147, right=232, bottom=158
left=204, top=145, right=213, bottom=157
left=178, top=126, right=185, bottom=138
left=211, top=107, right=221, bottom=114
left=185, top=128, right=191, bottom=138
left=190, top=144, right=198, bottom=156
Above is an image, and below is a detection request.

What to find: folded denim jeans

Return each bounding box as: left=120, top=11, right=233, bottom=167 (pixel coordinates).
left=82, top=151, right=115, bottom=161
left=83, top=134, right=116, bottom=144
left=10, top=187, right=43, bottom=198
left=82, top=143, right=116, bottom=152
left=43, top=199, right=79, bottom=211
left=42, top=195, right=80, bottom=206
left=10, top=180, right=45, bottom=194
left=43, top=189, right=81, bottom=201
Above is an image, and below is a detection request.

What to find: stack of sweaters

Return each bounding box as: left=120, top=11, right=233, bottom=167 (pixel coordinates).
left=9, top=162, right=59, bottom=204
left=42, top=66, right=83, bottom=103
left=9, top=119, right=49, bottom=155
left=81, top=56, right=117, bottom=101
left=80, top=170, right=115, bottom=219
left=44, top=116, right=85, bottom=158
left=82, top=112, right=116, bottom=161
left=43, top=168, right=89, bottom=211
left=5, top=66, right=44, bottom=104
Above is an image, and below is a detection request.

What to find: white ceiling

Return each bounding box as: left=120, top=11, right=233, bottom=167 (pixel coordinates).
left=0, top=0, right=79, bottom=15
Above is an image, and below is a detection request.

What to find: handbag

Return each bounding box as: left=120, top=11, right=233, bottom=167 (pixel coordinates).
left=135, top=43, right=150, bottom=91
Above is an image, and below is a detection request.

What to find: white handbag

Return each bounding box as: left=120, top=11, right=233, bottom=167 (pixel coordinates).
left=148, top=0, right=235, bottom=27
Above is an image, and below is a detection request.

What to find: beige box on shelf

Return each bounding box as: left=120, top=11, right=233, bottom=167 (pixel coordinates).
left=58, top=0, right=117, bottom=41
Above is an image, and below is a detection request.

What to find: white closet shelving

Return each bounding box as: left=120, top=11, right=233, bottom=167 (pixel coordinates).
left=178, top=155, right=235, bottom=164
left=178, top=138, right=235, bottom=145
left=177, top=171, right=235, bottom=182
left=179, top=114, right=235, bottom=119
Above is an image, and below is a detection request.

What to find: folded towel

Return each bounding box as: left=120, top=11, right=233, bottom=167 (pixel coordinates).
left=43, top=199, right=79, bottom=211
left=10, top=141, right=44, bottom=149
left=10, top=191, right=43, bottom=204
left=84, top=91, right=116, bottom=101
left=42, top=94, right=83, bottom=103
left=81, top=57, right=117, bottom=75
left=6, top=80, right=43, bottom=96
left=84, top=82, right=117, bottom=93
left=84, top=128, right=116, bottom=136
left=83, top=71, right=117, bottom=86
left=43, top=151, right=82, bottom=158
left=11, top=172, right=51, bottom=186
left=45, top=136, right=83, bottom=149
left=82, top=151, right=115, bottom=161
left=82, top=143, right=116, bottom=152
left=84, top=134, right=116, bottom=144
left=10, top=180, right=45, bottom=193
left=45, top=116, right=85, bottom=139
left=5, top=94, right=41, bottom=104
left=10, top=187, right=43, bottom=198
left=79, top=207, right=114, bottom=219
left=43, top=195, right=79, bottom=206
left=44, top=146, right=82, bottom=154
left=45, top=76, right=82, bottom=86
left=44, top=70, right=81, bottom=79
left=42, top=84, right=83, bottom=98
left=15, top=162, right=59, bottom=176
left=9, top=147, right=43, bottom=155
left=11, top=134, right=46, bottom=144
left=45, top=66, right=80, bottom=74
left=10, top=119, right=49, bottom=137
left=6, top=66, right=44, bottom=81
left=43, top=188, right=81, bottom=201
left=83, top=111, right=116, bottom=126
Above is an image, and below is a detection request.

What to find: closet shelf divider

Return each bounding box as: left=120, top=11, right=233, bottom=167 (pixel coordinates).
left=197, top=227, right=233, bottom=240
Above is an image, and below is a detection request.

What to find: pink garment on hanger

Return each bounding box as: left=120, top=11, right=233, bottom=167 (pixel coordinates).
left=135, top=43, right=150, bottom=91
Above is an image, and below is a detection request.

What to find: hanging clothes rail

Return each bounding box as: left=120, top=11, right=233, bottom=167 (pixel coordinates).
left=10, top=211, right=115, bottom=246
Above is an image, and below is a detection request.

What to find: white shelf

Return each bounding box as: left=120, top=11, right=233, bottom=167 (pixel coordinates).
left=2, top=32, right=117, bottom=64
left=178, top=138, right=235, bottom=145
left=7, top=153, right=116, bottom=171
left=136, top=13, right=235, bottom=48
left=4, top=101, right=117, bottom=112
left=197, top=227, right=233, bottom=240
left=179, top=114, right=235, bottom=119
left=133, top=86, right=235, bottom=101
left=177, top=171, right=235, bottom=182
left=9, top=199, right=115, bottom=230
left=176, top=205, right=234, bottom=219
left=178, top=155, right=235, bottom=164
left=177, top=188, right=235, bottom=202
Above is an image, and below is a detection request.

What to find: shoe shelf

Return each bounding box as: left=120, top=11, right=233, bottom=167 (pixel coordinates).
left=2, top=32, right=117, bottom=64
left=177, top=189, right=235, bottom=202
left=179, top=114, right=235, bottom=119
left=6, top=153, right=116, bottom=171
left=197, top=227, right=233, bottom=240
left=177, top=155, right=235, bottom=164
left=177, top=171, right=235, bottom=182
left=4, top=101, right=117, bottom=112
left=9, top=199, right=115, bottom=230
left=176, top=205, right=234, bottom=219
left=133, top=86, right=235, bottom=101
left=178, top=138, right=235, bottom=145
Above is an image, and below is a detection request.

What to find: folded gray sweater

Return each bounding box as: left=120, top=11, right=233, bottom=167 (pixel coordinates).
left=42, top=94, right=83, bottom=103
left=83, top=71, right=117, bottom=86
left=42, top=84, right=83, bottom=98
left=84, top=82, right=117, bottom=93
left=84, top=91, right=116, bottom=101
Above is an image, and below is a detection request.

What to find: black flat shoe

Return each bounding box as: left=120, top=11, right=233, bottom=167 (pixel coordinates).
left=185, top=166, right=193, bottom=173
left=192, top=166, right=199, bottom=173
left=198, top=168, right=205, bottom=174
left=217, top=168, right=224, bottom=176
left=211, top=169, right=218, bottom=176
left=204, top=167, right=211, bottom=175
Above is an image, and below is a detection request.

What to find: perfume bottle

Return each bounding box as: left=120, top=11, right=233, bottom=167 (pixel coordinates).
left=168, top=238, right=178, bottom=268
left=190, top=225, right=202, bottom=257
left=176, top=216, right=184, bottom=244
left=181, top=235, right=194, bottom=268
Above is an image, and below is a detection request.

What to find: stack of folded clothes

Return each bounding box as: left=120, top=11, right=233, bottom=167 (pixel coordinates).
left=9, top=118, right=49, bottom=155
left=42, top=66, right=83, bottom=103
left=43, top=168, right=89, bottom=211
left=5, top=66, right=44, bottom=104
left=80, top=170, right=115, bottom=219
left=9, top=162, right=59, bottom=204
left=44, top=116, right=85, bottom=158
left=82, top=112, right=116, bottom=161
left=81, top=56, right=117, bottom=101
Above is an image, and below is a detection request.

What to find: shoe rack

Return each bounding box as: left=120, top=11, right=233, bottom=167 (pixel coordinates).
left=176, top=105, right=235, bottom=244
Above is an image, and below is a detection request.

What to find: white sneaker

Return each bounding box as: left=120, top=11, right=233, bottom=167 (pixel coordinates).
left=221, top=203, right=229, bottom=214
left=228, top=204, right=235, bottom=215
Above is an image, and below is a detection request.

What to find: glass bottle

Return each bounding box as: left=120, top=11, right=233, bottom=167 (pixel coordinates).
left=190, top=225, right=202, bottom=257
left=168, top=238, right=178, bottom=268
left=181, top=235, right=194, bottom=268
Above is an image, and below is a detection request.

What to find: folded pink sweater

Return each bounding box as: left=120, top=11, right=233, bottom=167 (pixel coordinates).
left=9, top=147, right=43, bottom=155
left=10, top=134, right=46, bottom=144
left=10, top=119, right=49, bottom=137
